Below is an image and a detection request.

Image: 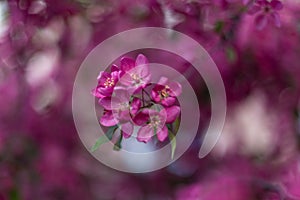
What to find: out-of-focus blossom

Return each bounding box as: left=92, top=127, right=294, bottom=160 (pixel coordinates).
left=248, top=0, right=283, bottom=30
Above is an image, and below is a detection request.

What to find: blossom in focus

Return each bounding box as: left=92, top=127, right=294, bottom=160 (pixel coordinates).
left=91, top=65, right=120, bottom=98
left=151, top=77, right=182, bottom=107
left=99, top=88, right=141, bottom=137
left=248, top=0, right=283, bottom=30
left=136, top=106, right=180, bottom=143
left=119, top=54, right=151, bottom=91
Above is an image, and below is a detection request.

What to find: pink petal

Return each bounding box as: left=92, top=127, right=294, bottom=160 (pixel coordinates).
left=271, top=0, right=283, bottom=10
left=270, top=12, right=281, bottom=27
left=137, top=125, right=153, bottom=143
left=151, top=89, right=161, bottom=102
left=111, top=64, right=119, bottom=72
left=121, top=122, right=133, bottom=138
left=130, top=98, right=141, bottom=115
left=113, top=88, right=131, bottom=103
left=119, top=72, right=133, bottom=86
left=111, top=71, right=119, bottom=81
left=91, top=88, right=104, bottom=98
left=133, top=109, right=150, bottom=126
left=255, top=14, right=268, bottom=30
left=120, top=57, right=135, bottom=72
left=134, top=65, right=150, bottom=79
left=247, top=5, right=261, bottom=15
left=99, top=87, right=113, bottom=96
left=157, top=77, right=169, bottom=85
left=98, top=97, right=112, bottom=110
left=243, top=0, right=250, bottom=5
left=157, top=126, right=168, bottom=142
left=257, top=0, right=267, bottom=6
left=117, top=110, right=131, bottom=122
left=135, top=54, right=148, bottom=67
left=166, top=106, right=181, bottom=123
left=97, top=71, right=110, bottom=84
left=169, top=81, right=182, bottom=97
left=100, top=111, right=119, bottom=126
left=161, top=97, right=176, bottom=107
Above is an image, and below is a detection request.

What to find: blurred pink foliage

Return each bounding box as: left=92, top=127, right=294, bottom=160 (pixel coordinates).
left=0, top=0, right=300, bottom=199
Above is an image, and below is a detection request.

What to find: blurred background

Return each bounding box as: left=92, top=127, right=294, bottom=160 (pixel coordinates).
left=1, top=0, right=300, bottom=199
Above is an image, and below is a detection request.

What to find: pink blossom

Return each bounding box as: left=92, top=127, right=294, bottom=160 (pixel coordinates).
left=151, top=77, right=182, bottom=107
left=99, top=88, right=141, bottom=137
left=248, top=0, right=283, bottom=30
left=119, top=54, right=151, bottom=92
left=91, top=65, right=120, bottom=98
left=136, top=106, right=180, bottom=143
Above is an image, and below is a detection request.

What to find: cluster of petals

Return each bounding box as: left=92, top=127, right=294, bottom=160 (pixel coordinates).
left=92, top=54, right=182, bottom=143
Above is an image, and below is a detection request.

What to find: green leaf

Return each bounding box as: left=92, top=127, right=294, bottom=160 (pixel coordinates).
left=106, top=125, right=118, bottom=140
left=113, top=135, right=123, bottom=151
left=168, top=131, right=176, bottom=160
left=90, top=135, right=110, bottom=152
left=9, top=187, right=20, bottom=200
left=226, top=47, right=237, bottom=63
left=173, top=117, right=180, bottom=134
left=214, top=21, right=224, bottom=34
left=90, top=125, right=117, bottom=152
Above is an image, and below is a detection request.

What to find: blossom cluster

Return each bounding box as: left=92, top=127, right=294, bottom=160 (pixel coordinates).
left=1, top=0, right=300, bottom=199
left=91, top=54, right=182, bottom=151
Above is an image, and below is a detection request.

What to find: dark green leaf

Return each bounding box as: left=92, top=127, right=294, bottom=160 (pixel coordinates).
left=113, top=135, right=123, bottom=151
left=9, top=187, right=20, bottom=200
left=173, top=117, right=180, bottom=134
left=215, top=21, right=224, bottom=34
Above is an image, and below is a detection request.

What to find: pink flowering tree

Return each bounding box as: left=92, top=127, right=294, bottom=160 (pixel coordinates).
left=0, top=0, right=300, bottom=199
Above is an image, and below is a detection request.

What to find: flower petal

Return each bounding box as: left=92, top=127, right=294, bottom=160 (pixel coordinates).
left=100, top=111, right=119, bottom=126
left=135, top=54, right=148, bottom=67
left=243, top=0, right=250, bottom=5
left=131, top=98, right=141, bottom=115
left=137, top=125, right=153, bottom=143
left=121, top=122, right=133, bottom=138
left=161, top=97, right=176, bottom=107
left=255, top=14, right=268, bottom=30
left=120, top=57, right=135, bottom=72
left=91, top=87, right=105, bottom=98
left=247, top=5, right=261, bottom=15
left=169, top=81, right=182, bottom=97
left=157, top=126, right=168, bottom=142
left=151, top=88, right=161, bottom=102
left=113, top=88, right=131, bottom=103
left=133, top=109, right=150, bottom=126
left=98, top=97, right=112, bottom=110
left=271, top=0, right=283, bottom=10
left=270, top=12, right=281, bottom=27
left=119, top=72, right=134, bottom=86
left=157, top=76, right=169, bottom=85
left=111, top=64, right=119, bottom=72
left=97, top=71, right=110, bottom=84
left=166, top=106, right=181, bottom=123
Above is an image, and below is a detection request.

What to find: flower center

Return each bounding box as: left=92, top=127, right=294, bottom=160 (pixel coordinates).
left=104, top=77, right=115, bottom=88
left=150, top=115, right=161, bottom=128
left=264, top=5, right=271, bottom=13
left=119, top=102, right=129, bottom=111
left=160, top=85, right=170, bottom=98
left=131, top=73, right=142, bottom=85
